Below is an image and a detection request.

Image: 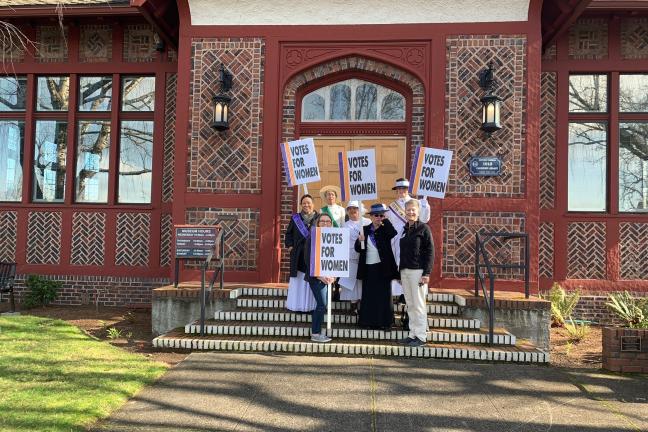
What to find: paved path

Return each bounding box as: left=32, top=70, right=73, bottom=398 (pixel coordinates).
left=93, top=353, right=648, bottom=432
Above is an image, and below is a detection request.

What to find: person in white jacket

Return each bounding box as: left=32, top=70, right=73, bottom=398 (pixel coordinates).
left=385, top=178, right=430, bottom=298
left=339, top=201, right=371, bottom=313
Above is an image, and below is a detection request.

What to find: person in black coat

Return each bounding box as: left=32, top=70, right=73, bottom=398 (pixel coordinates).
left=398, top=199, right=434, bottom=347
left=354, top=203, right=399, bottom=330
left=284, top=194, right=318, bottom=312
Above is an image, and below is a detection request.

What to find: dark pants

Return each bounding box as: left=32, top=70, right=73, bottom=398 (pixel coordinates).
left=308, top=279, right=328, bottom=334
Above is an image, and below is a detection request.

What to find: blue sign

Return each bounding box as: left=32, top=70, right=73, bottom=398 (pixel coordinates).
left=469, top=156, right=502, bottom=177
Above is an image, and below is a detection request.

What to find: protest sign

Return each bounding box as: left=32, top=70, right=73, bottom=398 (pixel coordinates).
left=338, top=149, right=378, bottom=201
left=409, top=147, right=453, bottom=199
left=279, top=138, right=320, bottom=187
left=309, top=227, right=350, bottom=278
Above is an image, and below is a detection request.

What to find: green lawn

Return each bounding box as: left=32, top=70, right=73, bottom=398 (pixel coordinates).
left=0, top=315, right=167, bottom=432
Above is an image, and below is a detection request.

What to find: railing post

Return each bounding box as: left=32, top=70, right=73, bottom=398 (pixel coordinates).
left=200, top=259, right=207, bottom=337
left=220, top=231, right=225, bottom=290
left=489, top=274, right=495, bottom=346
left=474, top=233, right=479, bottom=297
left=524, top=233, right=530, bottom=299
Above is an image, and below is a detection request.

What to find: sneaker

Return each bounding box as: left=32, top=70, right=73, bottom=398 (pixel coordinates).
left=400, top=337, right=416, bottom=345
left=407, top=338, right=426, bottom=347
left=311, top=334, right=332, bottom=343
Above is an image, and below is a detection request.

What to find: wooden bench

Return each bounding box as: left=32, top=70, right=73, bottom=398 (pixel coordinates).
left=0, top=262, right=16, bottom=313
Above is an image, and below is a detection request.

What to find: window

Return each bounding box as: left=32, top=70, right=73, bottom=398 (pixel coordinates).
left=0, top=74, right=156, bottom=205
left=301, top=79, right=405, bottom=122
left=567, top=73, right=648, bottom=213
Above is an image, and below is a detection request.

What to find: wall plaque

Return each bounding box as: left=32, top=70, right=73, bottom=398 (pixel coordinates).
left=469, top=156, right=502, bottom=177
left=621, top=335, right=642, bottom=352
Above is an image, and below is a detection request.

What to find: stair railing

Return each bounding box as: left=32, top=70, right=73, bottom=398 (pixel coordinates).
left=474, top=231, right=529, bottom=345
left=200, top=229, right=226, bottom=336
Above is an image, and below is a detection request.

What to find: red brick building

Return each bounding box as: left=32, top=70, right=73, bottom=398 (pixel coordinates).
left=0, top=1, right=647, bottom=315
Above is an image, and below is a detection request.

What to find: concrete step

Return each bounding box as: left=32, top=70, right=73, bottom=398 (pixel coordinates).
left=152, top=331, right=548, bottom=364
left=229, top=287, right=466, bottom=306
left=235, top=297, right=460, bottom=315
left=184, top=320, right=516, bottom=345
left=214, top=309, right=481, bottom=329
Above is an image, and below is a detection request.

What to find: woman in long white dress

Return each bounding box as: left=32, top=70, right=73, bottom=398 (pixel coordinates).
left=339, top=201, right=371, bottom=311
left=285, top=194, right=318, bottom=312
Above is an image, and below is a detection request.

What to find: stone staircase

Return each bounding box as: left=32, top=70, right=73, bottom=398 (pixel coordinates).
left=153, top=287, right=549, bottom=363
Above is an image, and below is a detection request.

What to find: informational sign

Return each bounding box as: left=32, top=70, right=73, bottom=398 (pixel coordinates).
left=279, top=138, right=321, bottom=187
left=469, top=156, right=502, bottom=177
left=175, top=225, right=218, bottom=258
left=309, top=227, right=350, bottom=277
left=338, top=149, right=378, bottom=201
left=409, top=147, right=453, bottom=199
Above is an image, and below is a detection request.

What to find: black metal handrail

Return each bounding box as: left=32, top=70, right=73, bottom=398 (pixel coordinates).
left=199, top=229, right=226, bottom=336
left=474, top=231, right=529, bottom=346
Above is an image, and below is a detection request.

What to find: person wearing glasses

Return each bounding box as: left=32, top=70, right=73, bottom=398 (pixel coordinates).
left=398, top=199, right=434, bottom=347
left=386, top=178, right=430, bottom=299
left=303, top=213, right=336, bottom=343
left=354, top=203, right=399, bottom=330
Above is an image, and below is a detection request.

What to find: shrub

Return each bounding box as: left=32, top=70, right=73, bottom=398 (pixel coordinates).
left=545, top=283, right=580, bottom=327
left=606, top=291, right=648, bottom=329
left=106, top=327, right=123, bottom=339
left=564, top=318, right=590, bottom=343
left=23, top=275, right=62, bottom=308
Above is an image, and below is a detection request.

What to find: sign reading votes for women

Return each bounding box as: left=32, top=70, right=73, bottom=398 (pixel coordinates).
left=310, top=227, right=350, bottom=278
left=280, top=138, right=321, bottom=186
left=409, top=147, right=453, bottom=199
left=338, top=149, right=378, bottom=201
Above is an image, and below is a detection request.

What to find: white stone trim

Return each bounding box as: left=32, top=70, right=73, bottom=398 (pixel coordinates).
left=188, top=0, right=531, bottom=26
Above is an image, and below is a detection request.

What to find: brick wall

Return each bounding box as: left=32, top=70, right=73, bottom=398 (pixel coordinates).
left=603, top=328, right=648, bottom=373
left=569, top=17, right=608, bottom=60
left=446, top=35, right=527, bottom=198
left=12, top=275, right=170, bottom=307
left=188, top=38, right=265, bottom=193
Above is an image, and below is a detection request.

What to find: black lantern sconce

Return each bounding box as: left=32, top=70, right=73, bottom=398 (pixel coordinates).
left=210, top=64, right=233, bottom=131
left=478, top=61, right=503, bottom=135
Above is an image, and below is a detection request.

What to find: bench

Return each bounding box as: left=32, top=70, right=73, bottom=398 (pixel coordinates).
left=0, top=262, right=16, bottom=313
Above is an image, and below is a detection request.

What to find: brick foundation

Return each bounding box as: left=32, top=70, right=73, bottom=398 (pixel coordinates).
left=12, top=275, right=170, bottom=307
left=602, top=328, right=648, bottom=373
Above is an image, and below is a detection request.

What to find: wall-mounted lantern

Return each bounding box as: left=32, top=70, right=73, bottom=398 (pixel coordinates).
left=478, top=61, right=502, bottom=135
left=210, top=64, right=233, bottom=131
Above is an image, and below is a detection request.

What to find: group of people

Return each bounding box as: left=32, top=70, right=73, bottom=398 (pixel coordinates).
left=284, top=178, right=434, bottom=347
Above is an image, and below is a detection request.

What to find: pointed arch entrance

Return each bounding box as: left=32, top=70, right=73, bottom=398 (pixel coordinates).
left=278, top=56, right=426, bottom=281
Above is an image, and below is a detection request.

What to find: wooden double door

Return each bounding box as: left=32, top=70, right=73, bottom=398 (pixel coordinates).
left=306, top=137, right=406, bottom=210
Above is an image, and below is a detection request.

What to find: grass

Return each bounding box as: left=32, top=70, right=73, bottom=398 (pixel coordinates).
left=0, top=315, right=167, bottom=432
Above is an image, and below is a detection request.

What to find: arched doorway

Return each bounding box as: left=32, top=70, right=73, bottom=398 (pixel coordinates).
left=279, top=56, right=426, bottom=281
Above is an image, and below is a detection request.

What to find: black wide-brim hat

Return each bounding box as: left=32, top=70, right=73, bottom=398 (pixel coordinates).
left=391, top=178, right=410, bottom=190
left=369, top=203, right=388, bottom=214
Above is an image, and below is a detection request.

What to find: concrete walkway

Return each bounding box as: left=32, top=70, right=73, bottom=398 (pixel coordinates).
left=93, top=353, right=648, bottom=432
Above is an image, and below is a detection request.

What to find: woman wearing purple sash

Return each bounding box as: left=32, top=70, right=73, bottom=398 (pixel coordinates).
left=354, top=203, right=399, bottom=330
left=285, top=194, right=318, bottom=312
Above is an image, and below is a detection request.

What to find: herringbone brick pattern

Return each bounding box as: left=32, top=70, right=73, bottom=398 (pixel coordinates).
left=567, top=222, right=606, bottom=279
left=619, top=223, right=648, bottom=279
left=160, top=213, right=173, bottom=267
left=79, top=24, right=112, bottom=63
left=569, top=18, right=608, bottom=60
left=539, top=223, right=553, bottom=279
left=185, top=208, right=259, bottom=271
left=280, top=56, right=425, bottom=280
left=162, top=74, right=177, bottom=203
left=0, top=211, right=17, bottom=261
left=27, top=211, right=62, bottom=264
left=446, top=35, right=526, bottom=197
left=189, top=38, right=264, bottom=193
left=123, top=24, right=157, bottom=62
left=621, top=18, right=648, bottom=59
left=115, top=212, right=150, bottom=266
left=443, top=212, right=526, bottom=280
left=540, top=72, right=556, bottom=209
left=71, top=212, right=105, bottom=266
left=36, top=25, right=68, bottom=62
left=2, top=34, right=25, bottom=62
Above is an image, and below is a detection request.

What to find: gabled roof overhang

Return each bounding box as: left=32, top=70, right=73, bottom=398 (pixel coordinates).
left=130, top=0, right=178, bottom=50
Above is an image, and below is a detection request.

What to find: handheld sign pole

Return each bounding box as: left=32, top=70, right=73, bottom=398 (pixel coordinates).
left=327, top=283, right=332, bottom=332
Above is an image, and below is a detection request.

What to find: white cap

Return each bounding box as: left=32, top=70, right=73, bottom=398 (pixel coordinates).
left=346, top=200, right=365, bottom=214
